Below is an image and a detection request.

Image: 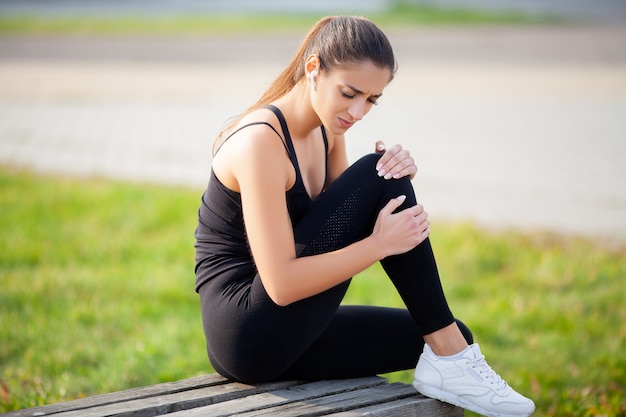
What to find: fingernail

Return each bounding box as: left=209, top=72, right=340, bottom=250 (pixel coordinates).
left=378, top=169, right=385, bottom=177
left=384, top=173, right=392, bottom=180
left=376, top=163, right=382, bottom=171
left=397, top=195, right=406, bottom=202
left=393, top=173, right=400, bottom=179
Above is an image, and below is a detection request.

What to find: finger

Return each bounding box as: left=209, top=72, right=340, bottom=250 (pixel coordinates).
left=375, top=140, right=386, bottom=154
left=380, top=195, right=406, bottom=216
left=381, top=151, right=413, bottom=179
left=414, top=211, right=429, bottom=226
left=400, top=204, right=424, bottom=218
left=377, top=146, right=403, bottom=177
left=392, top=163, right=418, bottom=180
left=385, top=146, right=407, bottom=163
left=409, top=211, right=430, bottom=242
left=376, top=147, right=393, bottom=175
left=416, top=211, right=431, bottom=236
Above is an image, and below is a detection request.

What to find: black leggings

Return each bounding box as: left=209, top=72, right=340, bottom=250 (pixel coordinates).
left=198, top=153, right=472, bottom=383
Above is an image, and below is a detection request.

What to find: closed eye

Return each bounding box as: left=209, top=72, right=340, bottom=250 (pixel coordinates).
left=341, top=90, right=380, bottom=105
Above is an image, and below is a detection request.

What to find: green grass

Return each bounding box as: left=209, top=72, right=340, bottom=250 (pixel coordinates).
left=0, top=169, right=207, bottom=410
left=0, top=2, right=562, bottom=37
left=1, top=167, right=624, bottom=416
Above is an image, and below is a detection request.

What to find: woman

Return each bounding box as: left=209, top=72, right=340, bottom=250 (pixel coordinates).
left=194, top=16, right=535, bottom=417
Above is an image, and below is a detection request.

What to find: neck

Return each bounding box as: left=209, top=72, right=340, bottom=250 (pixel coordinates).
left=273, top=81, right=321, bottom=139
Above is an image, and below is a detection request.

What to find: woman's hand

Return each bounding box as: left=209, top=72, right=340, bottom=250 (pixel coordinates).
left=371, top=195, right=430, bottom=258
left=375, top=141, right=417, bottom=180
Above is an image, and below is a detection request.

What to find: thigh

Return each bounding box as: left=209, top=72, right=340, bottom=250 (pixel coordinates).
left=278, top=305, right=424, bottom=380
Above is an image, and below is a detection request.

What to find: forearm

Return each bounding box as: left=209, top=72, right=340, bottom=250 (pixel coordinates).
left=261, top=235, right=385, bottom=306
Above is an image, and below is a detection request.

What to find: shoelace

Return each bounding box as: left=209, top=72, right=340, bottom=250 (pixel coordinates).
left=469, top=353, right=510, bottom=393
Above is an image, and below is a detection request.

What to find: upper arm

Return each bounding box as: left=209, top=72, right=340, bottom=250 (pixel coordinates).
left=232, top=128, right=298, bottom=296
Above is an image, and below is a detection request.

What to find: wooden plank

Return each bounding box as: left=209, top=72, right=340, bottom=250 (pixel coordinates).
left=327, top=396, right=463, bottom=417
left=60, top=380, right=304, bottom=417
left=7, top=374, right=462, bottom=417
left=22, top=380, right=303, bottom=417
left=167, top=376, right=387, bottom=417
left=5, top=374, right=228, bottom=417
left=232, top=382, right=419, bottom=417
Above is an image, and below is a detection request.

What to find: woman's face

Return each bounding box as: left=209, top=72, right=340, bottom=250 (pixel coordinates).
left=312, top=60, right=392, bottom=135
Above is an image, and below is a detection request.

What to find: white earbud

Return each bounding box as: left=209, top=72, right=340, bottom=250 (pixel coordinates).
left=310, top=69, right=318, bottom=91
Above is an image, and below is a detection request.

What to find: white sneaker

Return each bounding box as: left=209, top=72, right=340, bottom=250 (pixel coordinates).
left=413, top=343, right=535, bottom=417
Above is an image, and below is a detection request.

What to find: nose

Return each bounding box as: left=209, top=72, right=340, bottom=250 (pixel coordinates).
left=347, top=99, right=366, bottom=121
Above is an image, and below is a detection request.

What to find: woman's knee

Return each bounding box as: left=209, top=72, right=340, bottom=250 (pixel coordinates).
left=351, top=153, right=413, bottom=189
left=351, top=153, right=382, bottom=176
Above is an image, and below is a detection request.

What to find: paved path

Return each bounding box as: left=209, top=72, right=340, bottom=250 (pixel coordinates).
left=1, top=26, right=625, bottom=242
left=1, top=0, right=625, bottom=24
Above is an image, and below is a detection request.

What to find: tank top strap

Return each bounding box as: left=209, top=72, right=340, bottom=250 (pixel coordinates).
left=320, top=125, right=329, bottom=179
left=218, top=120, right=289, bottom=156
left=264, top=104, right=330, bottom=194
left=263, top=104, right=301, bottom=174
left=320, top=125, right=329, bottom=152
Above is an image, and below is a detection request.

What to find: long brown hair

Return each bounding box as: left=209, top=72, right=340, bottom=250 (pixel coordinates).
left=213, top=16, right=397, bottom=154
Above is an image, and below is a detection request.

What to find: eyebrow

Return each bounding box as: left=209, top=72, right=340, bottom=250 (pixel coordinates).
left=346, top=84, right=383, bottom=98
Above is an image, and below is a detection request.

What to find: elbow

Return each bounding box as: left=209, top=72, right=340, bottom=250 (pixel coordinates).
left=263, top=281, right=297, bottom=307
left=272, top=297, right=292, bottom=308
left=258, top=266, right=303, bottom=307
left=266, top=288, right=294, bottom=307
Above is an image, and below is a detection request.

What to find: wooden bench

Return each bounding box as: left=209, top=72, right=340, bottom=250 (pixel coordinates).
left=6, top=374, right=462, bottom=417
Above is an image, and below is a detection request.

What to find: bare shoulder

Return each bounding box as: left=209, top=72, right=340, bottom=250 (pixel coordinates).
left=213, top=108, right=290, bottom=192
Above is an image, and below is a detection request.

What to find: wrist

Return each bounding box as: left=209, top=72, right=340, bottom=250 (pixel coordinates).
left=367, top=233, right=388, bottom=261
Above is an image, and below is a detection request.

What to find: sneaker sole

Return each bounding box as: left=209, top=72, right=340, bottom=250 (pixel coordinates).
left=413, top=381, right=533, bottom=417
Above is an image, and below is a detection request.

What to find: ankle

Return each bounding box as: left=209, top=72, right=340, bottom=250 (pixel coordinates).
left=426, top=341, right=469, bottom=357
left=423, top=323, right=469, bottom=356
left=434, top=344, right=472, bottom=360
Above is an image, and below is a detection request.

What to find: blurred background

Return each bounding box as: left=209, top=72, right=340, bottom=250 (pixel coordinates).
left=1, top=1, right=625, bottom=415
left=1, top=0, right=624, bottom=240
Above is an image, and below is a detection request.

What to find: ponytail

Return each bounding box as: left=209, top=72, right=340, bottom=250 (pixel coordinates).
left=251, top=16, right=335, bottom=112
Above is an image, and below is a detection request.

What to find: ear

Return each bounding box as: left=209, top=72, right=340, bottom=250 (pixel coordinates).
left=305, top=54, right=321, bottom=77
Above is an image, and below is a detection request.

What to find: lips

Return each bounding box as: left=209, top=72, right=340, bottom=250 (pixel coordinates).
left=338, top=118, right=354, bottom=129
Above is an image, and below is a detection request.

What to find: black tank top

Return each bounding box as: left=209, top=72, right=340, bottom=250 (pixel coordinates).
left=194, top=105, right=328, bottom=291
